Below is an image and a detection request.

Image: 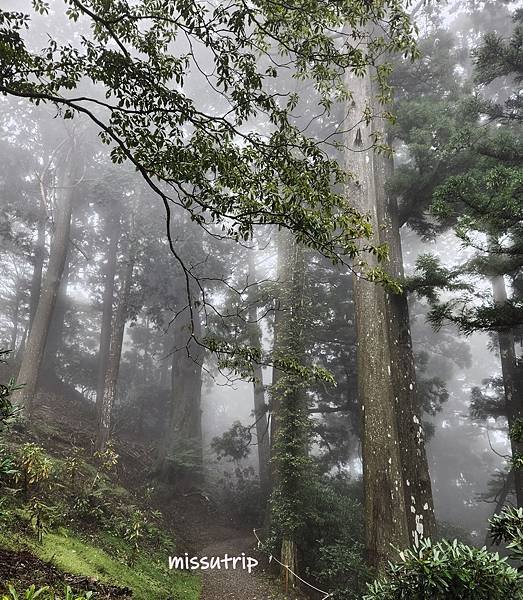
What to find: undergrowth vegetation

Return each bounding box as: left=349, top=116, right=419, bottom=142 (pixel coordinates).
left=0, top=353, right=200, bottom=600
left=363, top=506, right=523, bottom=600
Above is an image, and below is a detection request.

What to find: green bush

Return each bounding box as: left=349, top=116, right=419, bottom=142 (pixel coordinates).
left=15, top=444, right=53, bottom=500
left=271, top=475, right=370, bottom=600
left=310, top=540, right=370, bottom=600
left=364, top=538, right=523, bottom=600
left=0, top=350, right=21, bottom=433
left=489, top=505, right=523, bottom=564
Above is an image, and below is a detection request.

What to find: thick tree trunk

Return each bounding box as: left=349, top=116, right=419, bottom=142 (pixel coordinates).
left=96, top=216, right=120, bottom=417
left=159, top=295, right=204, bottom=484
left=96, top=242, right=135, bottom=452
left=491, top=274, right=523, bottom=506
left=344, top=67, right=409, bottom=568
left=13, top=146, right=77, bottom=415
left=374, top=136, right=436, bottom=543
left=247, top=251, right=271, bottom=504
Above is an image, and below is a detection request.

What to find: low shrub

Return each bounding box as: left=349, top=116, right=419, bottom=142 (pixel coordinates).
left=364, top=538, right=523, bottom=600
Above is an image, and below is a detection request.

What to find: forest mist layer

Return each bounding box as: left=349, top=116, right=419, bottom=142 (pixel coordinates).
left=0, top=1, right=522, bottom=599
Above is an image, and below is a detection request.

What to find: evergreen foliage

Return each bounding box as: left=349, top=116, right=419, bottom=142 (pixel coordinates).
left=364, top=537, right=523, bottom=600
left=0, top=0, right=417, bottom=271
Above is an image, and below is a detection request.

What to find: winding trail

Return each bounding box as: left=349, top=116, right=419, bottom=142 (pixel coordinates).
left=165, top=493, right=306, bottom=600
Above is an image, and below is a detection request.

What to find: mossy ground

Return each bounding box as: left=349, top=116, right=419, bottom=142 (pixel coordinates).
left=0, top=420, right=201, bottom=599
left=0, top=522, right=200, bottom=600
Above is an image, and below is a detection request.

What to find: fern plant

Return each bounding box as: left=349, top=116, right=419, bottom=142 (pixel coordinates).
left=1, top=585, right=92, bottom=600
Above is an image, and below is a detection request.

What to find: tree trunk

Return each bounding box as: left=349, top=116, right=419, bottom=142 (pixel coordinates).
left=95, top=215, right=121, bottom=417
left=28, top=206, right=47, bottom=331
left=43, top=252, right=71, bottom=371
left=281, top=537, right=298, bottom=594
left=269, top=229, right=287, bottom=491
left=491, top=274, right=523, bottom=506
left=142, top=316, right=153, bottom=384
left=13, top=145, right=77, bottom=415
left=9, top=282, right=21, bottom=352
left=96, top=230, right=135, bottom=452
left=159, top=331, right=172, bottom=389
left=159, top=294, right=204, bottom=484
left=344, top=66, right=409, bottom=568
left=485, top=470, right=515, bottom=548
left=271, top=229, right=308, bottom=589
left=247, top=251, right=271, bottom=505
left=374, top=136, right=436, bottom=542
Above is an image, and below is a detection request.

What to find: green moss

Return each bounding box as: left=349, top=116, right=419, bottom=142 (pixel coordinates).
left=1, top=433, right=200, bottom=599
left=4, top=530, right=200, bottom=600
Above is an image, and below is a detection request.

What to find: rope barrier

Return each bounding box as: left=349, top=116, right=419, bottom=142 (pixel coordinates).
left=252, top=528, right=334, bottom=599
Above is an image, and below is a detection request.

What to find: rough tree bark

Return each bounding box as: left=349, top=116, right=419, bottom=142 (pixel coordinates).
left=247, top=250, right=271, bottom=504
left=344, top=65, right=410, bottom=568
left=95, top=214, right=121, bottom=417
left=13, top=143, right=77, bottom=415
left=374, top=135, right=436, bottom=543
left=491, top=274, right=523, bottom=506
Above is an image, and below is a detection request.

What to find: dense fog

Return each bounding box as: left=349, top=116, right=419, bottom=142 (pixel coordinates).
left=0, top=1, right=522, bottom=599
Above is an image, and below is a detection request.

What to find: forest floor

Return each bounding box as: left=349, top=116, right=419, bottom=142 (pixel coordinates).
left=199, top=534, right=296, bottom=600
left=0, top=548, right=131, bottom=598
left=0, top=380, right=306, bottom=600
left=162, top=489, right=305, bottom=600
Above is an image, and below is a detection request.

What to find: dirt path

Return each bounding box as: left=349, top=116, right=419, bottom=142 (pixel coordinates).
left=199, top=531, right=302, bottom=600
left=163, top=493, right=307, bottom=600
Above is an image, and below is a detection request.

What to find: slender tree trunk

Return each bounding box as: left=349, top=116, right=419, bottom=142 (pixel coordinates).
left=142, top=316, right=153, bottom=383
left=96, top=240, right=135, bottom=452
left=485, top=470, right=515, bottom=548
left=96, top=216, right=121, bottom=417
left=269, top=229, right=287, bottom=491
left=10, top=283, right=21, bottom=352
left=271, top=229, right=308, bottom=590
left=374, top=133, right=435, bottom=542
left=159, top=331, right=172, bottom=389
left=491, top=274, right=523, bottom=506
left=13, top=145, right=77, bottom=415
left=247, top=251, right=271, bottom=504
left=16, top=324, right=28, bottom=363
left=160, top=294, right=204, bottom=484
left=344, top=66, right=409, bottom=568
left=28, top=206, right=47, bottom=330
left=43, top=252, right=70, bottom=372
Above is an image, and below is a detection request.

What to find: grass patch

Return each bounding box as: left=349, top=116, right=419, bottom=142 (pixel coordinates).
left=1, top=528, right=200, bottom=600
